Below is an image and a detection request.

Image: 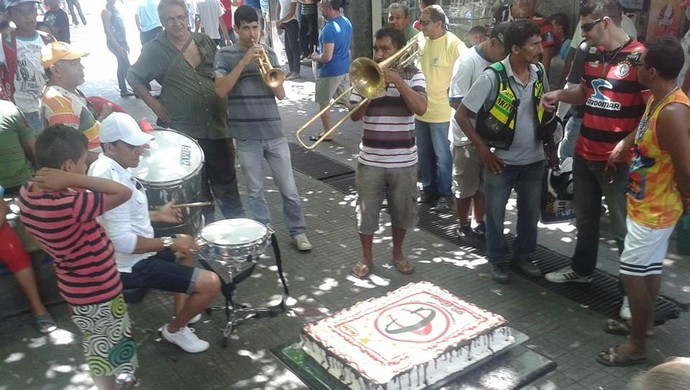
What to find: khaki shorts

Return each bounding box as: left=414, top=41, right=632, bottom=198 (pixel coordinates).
left=315, top=74, right=350, bottom=107
left=356, top=163, right=418, bottom=234
left=452, top=144, right=484, bottom=199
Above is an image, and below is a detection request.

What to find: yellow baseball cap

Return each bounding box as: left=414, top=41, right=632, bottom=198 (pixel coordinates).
left=41, top=42, right=89, bottom=69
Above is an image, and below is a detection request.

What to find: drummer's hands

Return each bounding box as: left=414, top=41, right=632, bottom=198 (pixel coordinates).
left=172, top=234, right=198, bottom=258
left=155, top=201, right=182, bottom=224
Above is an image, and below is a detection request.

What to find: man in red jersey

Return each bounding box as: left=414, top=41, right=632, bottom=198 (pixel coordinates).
left=540, top=0, right=647, bottom=314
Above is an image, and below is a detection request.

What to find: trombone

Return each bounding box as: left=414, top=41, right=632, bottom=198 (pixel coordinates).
left=295, top=35, right=420, bottom=150
left=257, top=45, right=285, bottom=88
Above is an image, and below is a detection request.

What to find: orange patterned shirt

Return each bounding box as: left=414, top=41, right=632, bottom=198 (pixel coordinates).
left=627, top=89, right=689, bottom=228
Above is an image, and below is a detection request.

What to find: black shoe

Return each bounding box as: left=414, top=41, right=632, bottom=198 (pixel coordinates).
left=490, top=263, right=511, bottom=284
left=514, top=258, right=541, bottom=278
left=418, top=191, right=438, bottom=204
left=457, top=223, right=482, bottom=247
left=473, top=221, right=486, bottom=236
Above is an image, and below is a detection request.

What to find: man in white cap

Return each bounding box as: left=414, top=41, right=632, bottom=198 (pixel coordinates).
left=88, top=112, right=221, bottom=354
left=40, top=41, right=111, bottom=164
left=0, top=0, right=55, bottom=134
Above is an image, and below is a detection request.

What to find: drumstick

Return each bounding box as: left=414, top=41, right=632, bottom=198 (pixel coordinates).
left=171, top=202, right=214, bottom=208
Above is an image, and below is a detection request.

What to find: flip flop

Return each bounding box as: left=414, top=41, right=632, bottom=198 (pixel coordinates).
left=35, top=315, right=57, bottom=334
left=596, top=344, right=647, bottom=367
left=603, top=319, right=655, bottom=337
left=351, top=262, right=372, bottom=279
left=393, top=259, right=415, bottom=275
left=309, top=134, right=333, bottom=142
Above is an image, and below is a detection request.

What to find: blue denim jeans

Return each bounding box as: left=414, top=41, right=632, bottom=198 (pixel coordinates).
left=558, top=114, right=582, bottom=163
left=485, top=160, right=545, bottom=264
left=235, top=137, right=306, bottom=236
left=415, top=120, right=452, bottom=197
left=23, top=111, right=43, bottom=136
left=570, top=156, right=627, bottom=276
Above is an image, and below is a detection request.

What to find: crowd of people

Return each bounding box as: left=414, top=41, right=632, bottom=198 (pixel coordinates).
left=1, top=0, right=690, bottom=388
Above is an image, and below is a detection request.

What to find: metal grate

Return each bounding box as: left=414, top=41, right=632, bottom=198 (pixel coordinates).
left=289, top=145, right=685, bottom=324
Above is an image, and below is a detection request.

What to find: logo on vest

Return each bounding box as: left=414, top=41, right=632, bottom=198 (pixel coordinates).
left=587, top=78, right=621, bottom=111
left=615, top=62, right=630, bottom=78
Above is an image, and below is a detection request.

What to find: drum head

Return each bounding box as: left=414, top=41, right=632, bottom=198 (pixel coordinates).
left=201, top=219, right=269, bottom=246
left=131, top=129, right=204, bottom=184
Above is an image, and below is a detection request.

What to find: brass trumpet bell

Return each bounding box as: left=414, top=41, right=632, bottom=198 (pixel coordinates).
left=264, top=68, right=285, bottom=88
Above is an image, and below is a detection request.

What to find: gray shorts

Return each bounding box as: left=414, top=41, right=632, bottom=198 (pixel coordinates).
left=452, top=144, right=484, bottom=199
left=315, top=74, right=350, bottom=107
left=356, top=163, right=418, bottom=234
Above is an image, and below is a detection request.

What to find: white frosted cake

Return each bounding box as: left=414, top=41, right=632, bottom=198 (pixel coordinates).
left=301, top=282, right=514, bottom=389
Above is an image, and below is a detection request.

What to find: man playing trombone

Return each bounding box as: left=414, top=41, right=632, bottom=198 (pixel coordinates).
left=214, top=5, right=312, bottom=251
left=349, top=27, right=427, bottom=279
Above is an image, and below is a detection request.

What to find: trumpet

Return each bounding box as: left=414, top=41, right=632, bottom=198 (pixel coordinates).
left=256, top=45, right=285, bottom=88
left=295, top=35, right=420, bottom=150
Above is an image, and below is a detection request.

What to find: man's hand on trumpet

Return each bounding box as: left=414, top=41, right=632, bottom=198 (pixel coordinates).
left=240, top=40, right=263, bottom=67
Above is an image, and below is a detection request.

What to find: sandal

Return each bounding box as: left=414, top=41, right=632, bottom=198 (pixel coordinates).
left=393, top=259, right=415, bottom=275
left=597, top=344, right=647, bottom=367
left=35, top=314, right=57, bottom=334
left=351, top=262, right=372, bottom=279
left=309, top=133, right=333, bottom=142
left=603, top=319, right=655, bottom=337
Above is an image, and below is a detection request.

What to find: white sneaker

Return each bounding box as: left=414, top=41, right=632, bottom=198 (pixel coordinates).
left=161, top=324, right=210, bottom=353
left=173, top=313, right=202, bottom=325
left=545, top=266, right=593, bottom=283
left=619, top=296, right=631, bottom=320
left=291, top=233, right=312, bottom=251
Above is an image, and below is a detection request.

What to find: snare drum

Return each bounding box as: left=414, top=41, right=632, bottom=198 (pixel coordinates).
left=197, top=219, right=273, bottom=282
left=130, top=129, right=205, bottom=236
left=197, top=219, right=273, bottom=262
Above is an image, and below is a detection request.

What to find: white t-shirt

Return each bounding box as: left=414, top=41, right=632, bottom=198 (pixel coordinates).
left=279, top=0, right=297, bottom=20
left=196, top=0, right=223, bottom=40
left=448, top=45, right=492, bottom=146
left=14, top=34, right=46, bottom=114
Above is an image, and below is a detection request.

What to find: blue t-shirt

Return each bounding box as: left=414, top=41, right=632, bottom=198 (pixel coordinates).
left=318, top=15, right=351, bottom=77
left=244, top=0, right=261, bottom=10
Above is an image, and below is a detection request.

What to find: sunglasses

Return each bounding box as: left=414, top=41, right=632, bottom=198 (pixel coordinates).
left=581, top=17, right=604, bottom=32
left=419, top=19, right=433, bottom=26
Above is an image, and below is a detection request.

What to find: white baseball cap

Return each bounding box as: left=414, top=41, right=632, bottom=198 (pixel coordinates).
left=100, top=113, right=154, bottom=146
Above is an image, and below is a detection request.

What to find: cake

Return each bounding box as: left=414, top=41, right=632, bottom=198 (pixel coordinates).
left=300, top=282, right=514, bottom=389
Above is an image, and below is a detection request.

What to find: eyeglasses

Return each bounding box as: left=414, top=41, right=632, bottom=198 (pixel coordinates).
left=635, top=61, right=653, bottom=70
left=581, top=17, right=604, bottom=32
left=419, top=19, right=433, bottom=26
left=162, top=15, right=187, bottom=25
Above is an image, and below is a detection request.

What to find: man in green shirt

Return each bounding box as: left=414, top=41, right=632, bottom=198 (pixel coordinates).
left=388, top=2, right=418, bottom=42
left=127, top=0, right=243, bottom=222
left=0, top=100, right=34, bottom=190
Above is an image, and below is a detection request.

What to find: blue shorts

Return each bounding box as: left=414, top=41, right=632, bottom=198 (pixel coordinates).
left=120, top=250, right=199, bottom=295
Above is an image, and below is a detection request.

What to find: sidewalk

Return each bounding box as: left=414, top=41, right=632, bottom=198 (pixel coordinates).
left=1, top=3, right=689, bottom=389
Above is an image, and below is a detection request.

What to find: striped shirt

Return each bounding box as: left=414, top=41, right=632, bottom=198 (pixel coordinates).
left=351, top=65, right=426, bottom=168
left=17, top=186, right=123, bottom=305
left=41, top=86, right=101, bottom=151
left=577, top=40, right=647, bottom=161
left=214, top=44, right=283, bottom=140
left=627, top=89, right=689, bottom=229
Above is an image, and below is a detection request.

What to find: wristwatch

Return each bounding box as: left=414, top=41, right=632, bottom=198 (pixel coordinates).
left=161, top=236, right=174, bottom=249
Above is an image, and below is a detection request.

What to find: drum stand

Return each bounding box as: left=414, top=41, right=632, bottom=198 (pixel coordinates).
left=198, top=233, right=289, bottom=347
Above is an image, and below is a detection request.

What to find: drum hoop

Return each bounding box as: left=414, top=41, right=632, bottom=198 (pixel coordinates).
left=132, top=128, right=205, bottom=184
left=199, top=219, right=271, bottom=248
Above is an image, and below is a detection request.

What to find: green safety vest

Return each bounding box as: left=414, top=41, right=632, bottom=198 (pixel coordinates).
left=476, top=62, right=546, bottom=150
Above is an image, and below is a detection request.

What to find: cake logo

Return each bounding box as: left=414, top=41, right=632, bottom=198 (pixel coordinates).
left=374, top=303, right=450, bottom=343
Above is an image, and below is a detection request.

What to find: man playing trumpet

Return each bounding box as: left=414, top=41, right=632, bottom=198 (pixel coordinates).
left=349, top=27, right=427, bottom=278
left=214, top=5, right=312, bottom=251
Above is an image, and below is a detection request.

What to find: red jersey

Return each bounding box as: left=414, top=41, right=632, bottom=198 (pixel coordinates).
left=18, top=186, right=123, bottom=306
left=577, top=39, right=648, bottom=161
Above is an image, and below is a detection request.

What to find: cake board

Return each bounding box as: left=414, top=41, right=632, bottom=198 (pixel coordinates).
left=272, top=328, right=556, bottom=390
